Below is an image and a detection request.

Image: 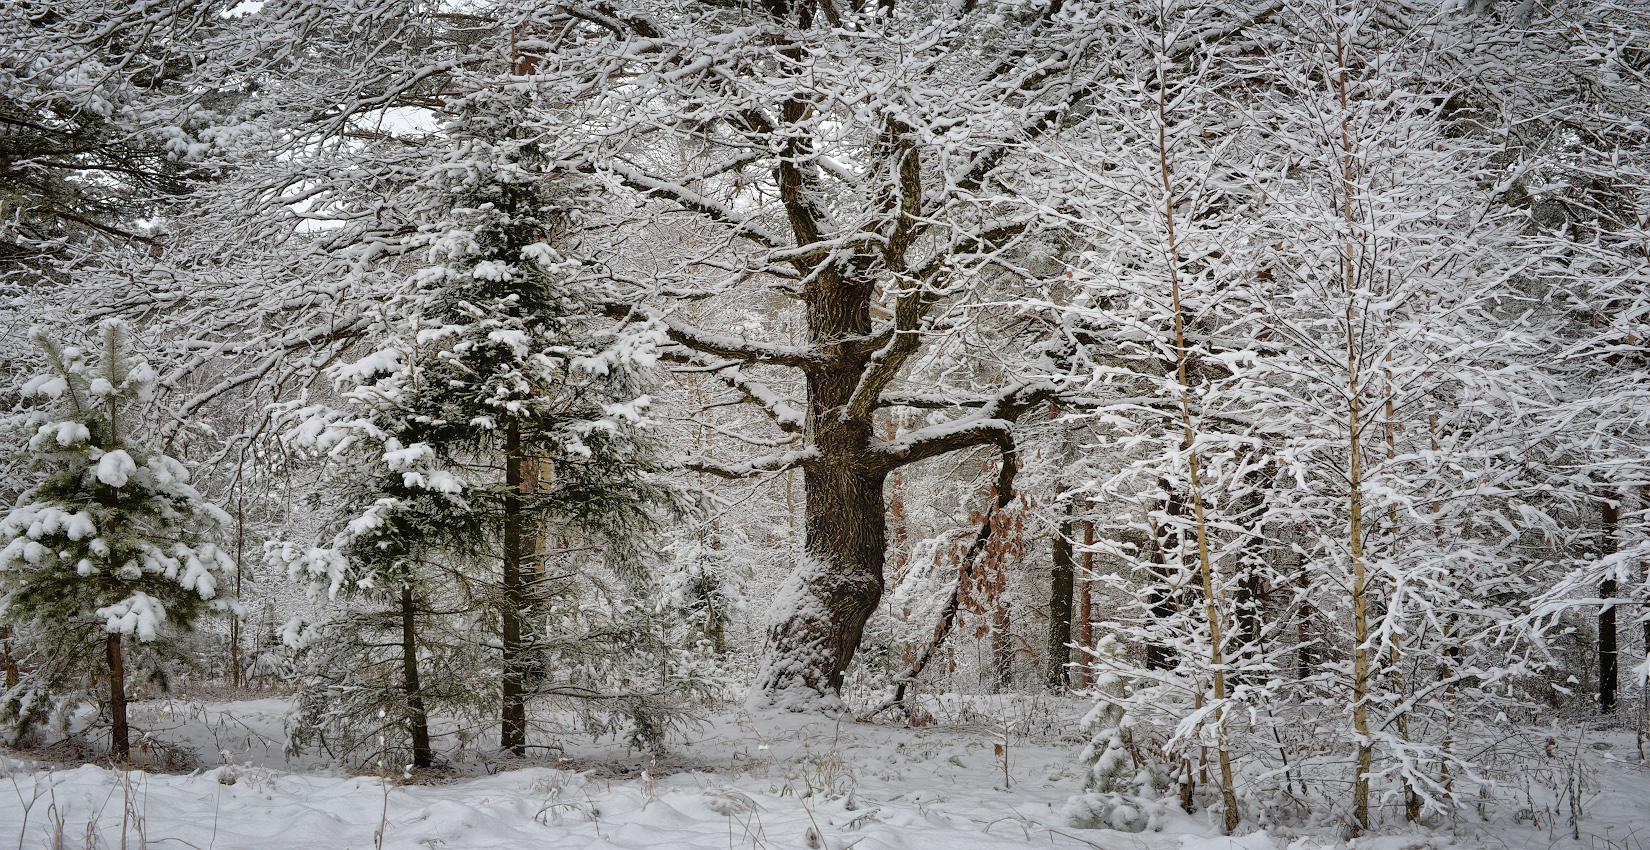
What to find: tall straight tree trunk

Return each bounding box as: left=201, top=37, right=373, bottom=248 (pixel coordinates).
left=991, top=599, right=1013, bottom=693
left=1383, top=350, right=1419, bottom=822
left=1157, top=77, right=1238, bottom=830
left=1331, top=34, right=1374, bottom=832
left=501, top=419, right=527, bottom=755
left=1295, top=553, right=1317, bottom=680
left=1077, top=514, right=1094, bottom=688
left=1346, top=344, right=1373, bottom=833
left=401, top=586, right=432, bottom=768
left=107, top=633, right=129, bottom=763
left=1047, top=495, right=1076, bottom=691
left=2, top=625, right=17, bottom=689
left=1600, top=496, right=1619, bottom=715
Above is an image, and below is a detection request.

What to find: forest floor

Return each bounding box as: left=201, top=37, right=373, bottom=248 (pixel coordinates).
left=0, top=694, right=1644, bottom=850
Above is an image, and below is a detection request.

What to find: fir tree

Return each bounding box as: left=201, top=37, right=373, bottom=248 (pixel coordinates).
left=272, top=73, right=705, bottom=763
left=0, top=321, right=235, bottom=761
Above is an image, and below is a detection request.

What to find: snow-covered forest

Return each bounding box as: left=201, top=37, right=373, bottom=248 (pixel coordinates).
left=3, top=0, right=1650, bottom=846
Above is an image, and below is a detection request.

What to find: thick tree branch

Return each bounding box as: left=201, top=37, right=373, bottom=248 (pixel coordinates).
left=838, top=124, right=932, bottom=419
left=714, top=364, right=806, bottom=433
left=881, top=122, right=925, bottom=271
left=562, top=2, right=665, bottom=39
left=681, top=447, right=818, bottom=478
left=874, top=380, right=1056, bottom=470
left=874, top=390, right=990, bottom=409
left=841, top=287, right=926, bottom=420
left=602, top=304, right=815, bottom=367
left=589, top=160, right=785, bottom=248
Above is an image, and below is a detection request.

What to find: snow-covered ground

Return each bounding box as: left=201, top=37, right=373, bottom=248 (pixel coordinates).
left=0, top=696, right=1645, bottom=850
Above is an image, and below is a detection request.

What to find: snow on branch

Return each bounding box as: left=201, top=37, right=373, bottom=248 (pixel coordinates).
left=681, top=447, right=818, bottom=479
left=875, top=390, right=991, bottom=409
left=558, top=2, right=666, bottom=40
left=593, top=161, right=784, bottom=249
left=602, top=304, right=814, bottom=367
left=715, top=365, right=805, bottom=434
left=875, top=380, right=1057, bottom=469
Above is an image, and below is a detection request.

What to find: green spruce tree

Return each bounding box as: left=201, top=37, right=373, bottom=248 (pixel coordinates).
left=272, top=73, right=705, bottom=764
left=0, top=321, right=235, bottom=761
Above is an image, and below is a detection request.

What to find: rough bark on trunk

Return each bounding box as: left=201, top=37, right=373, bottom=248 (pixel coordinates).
left=757, top=412, right=888, bottom=701
left=501, top=419, right=527, bottom=754
left=401, top=586, right=432, bottom=768
left=107, top=632, right=129, bottom=763
left=991, top=600, right=1013, bottom=693
left=756, top=264, right=890, bottom=704
left=1047, top=498, right=1076, bottom=691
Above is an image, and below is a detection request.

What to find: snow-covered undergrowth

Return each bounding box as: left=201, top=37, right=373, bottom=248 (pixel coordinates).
left=0, top=697, right=1645, bottom=850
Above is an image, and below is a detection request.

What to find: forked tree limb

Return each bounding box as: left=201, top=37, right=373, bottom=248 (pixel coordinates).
left=865, top=436, right=1019, bottom=719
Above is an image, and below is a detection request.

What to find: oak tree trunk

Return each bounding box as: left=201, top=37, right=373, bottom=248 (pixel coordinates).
left=991, top=598, right=1013, bottom=693
left=759, top=264, right=904, bottom=706
left=759, top=435, right=887, bottom=701
left=757, top=269, right=891, bottom=704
